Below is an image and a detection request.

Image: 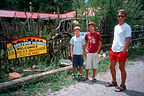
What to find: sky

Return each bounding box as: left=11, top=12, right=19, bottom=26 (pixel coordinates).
left=85, top=0, right=88, bottom=3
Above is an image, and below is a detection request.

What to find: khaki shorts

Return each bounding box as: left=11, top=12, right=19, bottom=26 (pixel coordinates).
left=86, top=53, right=99, bottom=69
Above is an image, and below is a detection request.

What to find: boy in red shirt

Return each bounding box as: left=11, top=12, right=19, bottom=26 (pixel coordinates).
left=84, top=22, right=102, bottom=82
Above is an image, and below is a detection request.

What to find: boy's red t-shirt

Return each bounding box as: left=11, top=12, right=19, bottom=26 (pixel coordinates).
left=85, top=32, right=102, bottom=53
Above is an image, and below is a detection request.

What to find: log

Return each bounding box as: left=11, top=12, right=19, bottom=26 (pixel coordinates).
left=23, top=70, right=47, bottom=72
left=101, top=44, right=112, bottom=48
left=0, top=65, right=72, bottom=93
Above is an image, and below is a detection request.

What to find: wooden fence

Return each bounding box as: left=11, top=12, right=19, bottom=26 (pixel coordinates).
left=131, top=25, right=144, bottom=47
left=0, top=17, right=144, bottom=74
left=0, top=17, right=72, bottom=67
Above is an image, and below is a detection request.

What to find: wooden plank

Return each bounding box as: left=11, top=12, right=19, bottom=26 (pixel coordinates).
left=35, top=23, right=38, bottom=37
left=132, top=30, right=144, bottom=33
left=3, top=38, right=7, bottom=65
left=28, top=19, right=31, bottom=36
left=0, top=65, right=73, bottom=93
left=37, top=19, right=40, bottom=37
left=23, top=69, right=46, bottom=72
left=132, top=37, right=144, bottom=41
left=101, top=44, right=112, bottom=48
left=19, top=22, right=23, bottom=38
left=32, top=19, right=36, bottom=36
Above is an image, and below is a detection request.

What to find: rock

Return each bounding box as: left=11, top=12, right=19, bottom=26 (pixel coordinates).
left=44, top=66, right=54, bottom=71
left=32, top=65, right=39, bottom=69
left=60, top=59, right=72, bottom=66
left=8, top=72, right=21, bottom=79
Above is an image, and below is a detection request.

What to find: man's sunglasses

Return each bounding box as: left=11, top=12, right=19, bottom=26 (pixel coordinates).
left=117, top=15, right=126, bottom=18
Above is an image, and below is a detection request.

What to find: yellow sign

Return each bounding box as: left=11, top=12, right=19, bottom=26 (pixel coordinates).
left=7, top=37, right=47, bottom=59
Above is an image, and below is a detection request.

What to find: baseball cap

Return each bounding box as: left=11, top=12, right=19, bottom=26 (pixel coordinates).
left=74, top=26, right=81, bottom=30
left=88, top=22, right=95, bottom=26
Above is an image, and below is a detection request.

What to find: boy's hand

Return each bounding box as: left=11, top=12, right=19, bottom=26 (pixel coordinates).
left=96, top=50, right=99, bottom=54
left=85, top=49, right=89, bottom=53
left=71, top=54, right=74, bottom=59
left=81, top=53, right=85, bottom=58
left=98, top=54, right=102, bottom=58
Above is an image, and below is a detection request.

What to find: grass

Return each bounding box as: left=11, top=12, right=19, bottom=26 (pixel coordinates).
left=0, top=70, right=76, bottom=96
left=0, top=47, right=143, bottom=96
left=128, top=47, right=144, bottom=60
left=0, top=59, right=110, bottom=96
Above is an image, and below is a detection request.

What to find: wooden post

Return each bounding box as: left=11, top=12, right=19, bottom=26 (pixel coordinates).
left=85, top=11, right=89, bottom=32
left=57, top=7, right=60, bottom=33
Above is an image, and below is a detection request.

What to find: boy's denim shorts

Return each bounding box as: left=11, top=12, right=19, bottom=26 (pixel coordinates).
left=72, top=55, right=83, bottom=67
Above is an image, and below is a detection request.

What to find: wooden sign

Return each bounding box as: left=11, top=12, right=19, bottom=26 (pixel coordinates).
left=7, top=37, right=47, bottom=59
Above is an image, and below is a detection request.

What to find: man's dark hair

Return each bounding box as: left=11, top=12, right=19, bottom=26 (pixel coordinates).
left=117, top=9, right=127, bottom=16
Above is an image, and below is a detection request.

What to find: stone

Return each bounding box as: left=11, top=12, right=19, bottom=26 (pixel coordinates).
left=32, top=65, right=39, bottom=69
left=8, top=72, right=21, bottom=79
left=60, top=59, right=72, bottom=66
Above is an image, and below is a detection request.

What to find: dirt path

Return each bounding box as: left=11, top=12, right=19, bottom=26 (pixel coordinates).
left=49, top=56, right=144, bottom=96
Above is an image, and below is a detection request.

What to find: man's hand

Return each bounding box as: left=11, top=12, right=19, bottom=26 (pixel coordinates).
left=123, top=50, right=126, bottom=54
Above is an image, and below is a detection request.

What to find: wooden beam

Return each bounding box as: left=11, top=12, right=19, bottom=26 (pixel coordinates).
left=23, top=69, right=47, bottom=72
left=101, top=44, right=112, bottom=48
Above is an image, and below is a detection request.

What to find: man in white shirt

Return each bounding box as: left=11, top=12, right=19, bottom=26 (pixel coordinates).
left=105, top=9, right=131, bottom=92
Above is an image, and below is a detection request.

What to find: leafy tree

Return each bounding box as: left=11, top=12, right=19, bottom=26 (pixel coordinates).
left=139, top=0, right=144, bottom=10
left=0, top=0, right=73, bottom=13
left=71, top=0, right=144, bottom=44
left=75, top=0, right=144, bottom=33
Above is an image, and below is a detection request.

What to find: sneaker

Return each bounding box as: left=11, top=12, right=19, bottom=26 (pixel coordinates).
left=78, top=74, right=82, bottom=81
left=72, top=74, right=76, bottom=80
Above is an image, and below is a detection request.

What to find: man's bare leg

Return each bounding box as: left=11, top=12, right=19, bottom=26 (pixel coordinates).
left=119, top=61, right=126, bottom=85
left=110, top=60, right=117, bottom=82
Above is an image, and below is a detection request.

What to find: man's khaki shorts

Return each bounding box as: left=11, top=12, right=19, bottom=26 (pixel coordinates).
left=86, top=53, right=99, bottom=69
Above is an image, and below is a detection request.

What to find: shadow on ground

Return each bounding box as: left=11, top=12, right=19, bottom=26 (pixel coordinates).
left=81, top=79, right=112, bottom=86
left=124, top=90, right=144, bottom=96
left=82, top=79, right=144, bottom=96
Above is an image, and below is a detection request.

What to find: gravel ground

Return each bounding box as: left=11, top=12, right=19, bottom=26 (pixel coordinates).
left=49, top=56, right=144, bottom=96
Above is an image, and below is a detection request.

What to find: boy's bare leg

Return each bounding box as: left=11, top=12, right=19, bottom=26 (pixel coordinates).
left=92, top=69, right=96, bottom=79
left=119, top=61, right=126, bottom=85
left=86, top=69, right=89, bottom=78
left=110, top=60, right=117, bottom=82
left=79, top=67, right=82, bottom=74
left=73, top=67, right=75, bottom=75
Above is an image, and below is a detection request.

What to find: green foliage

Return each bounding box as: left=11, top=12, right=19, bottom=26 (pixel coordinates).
left=75, top=0, right=144, bottom=36
left=98, top=59, right=110, bottom=73
left=128, top=47, right=144, bottom=59
left=140, top=0, right=144, bottom=10
left=0, top=0, right=73, bottom=13
left=0, top=71, right=75, bottom=95
left=72, top=0, right=89, bottom=10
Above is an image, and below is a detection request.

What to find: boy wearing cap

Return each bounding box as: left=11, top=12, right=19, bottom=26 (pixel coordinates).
left=70, top=26, right=85, bottom=80
left=84, top=22, right=102, bottom=82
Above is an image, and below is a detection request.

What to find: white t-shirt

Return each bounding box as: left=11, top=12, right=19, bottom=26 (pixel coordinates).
left=112, top=23, right=131, bottom=52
